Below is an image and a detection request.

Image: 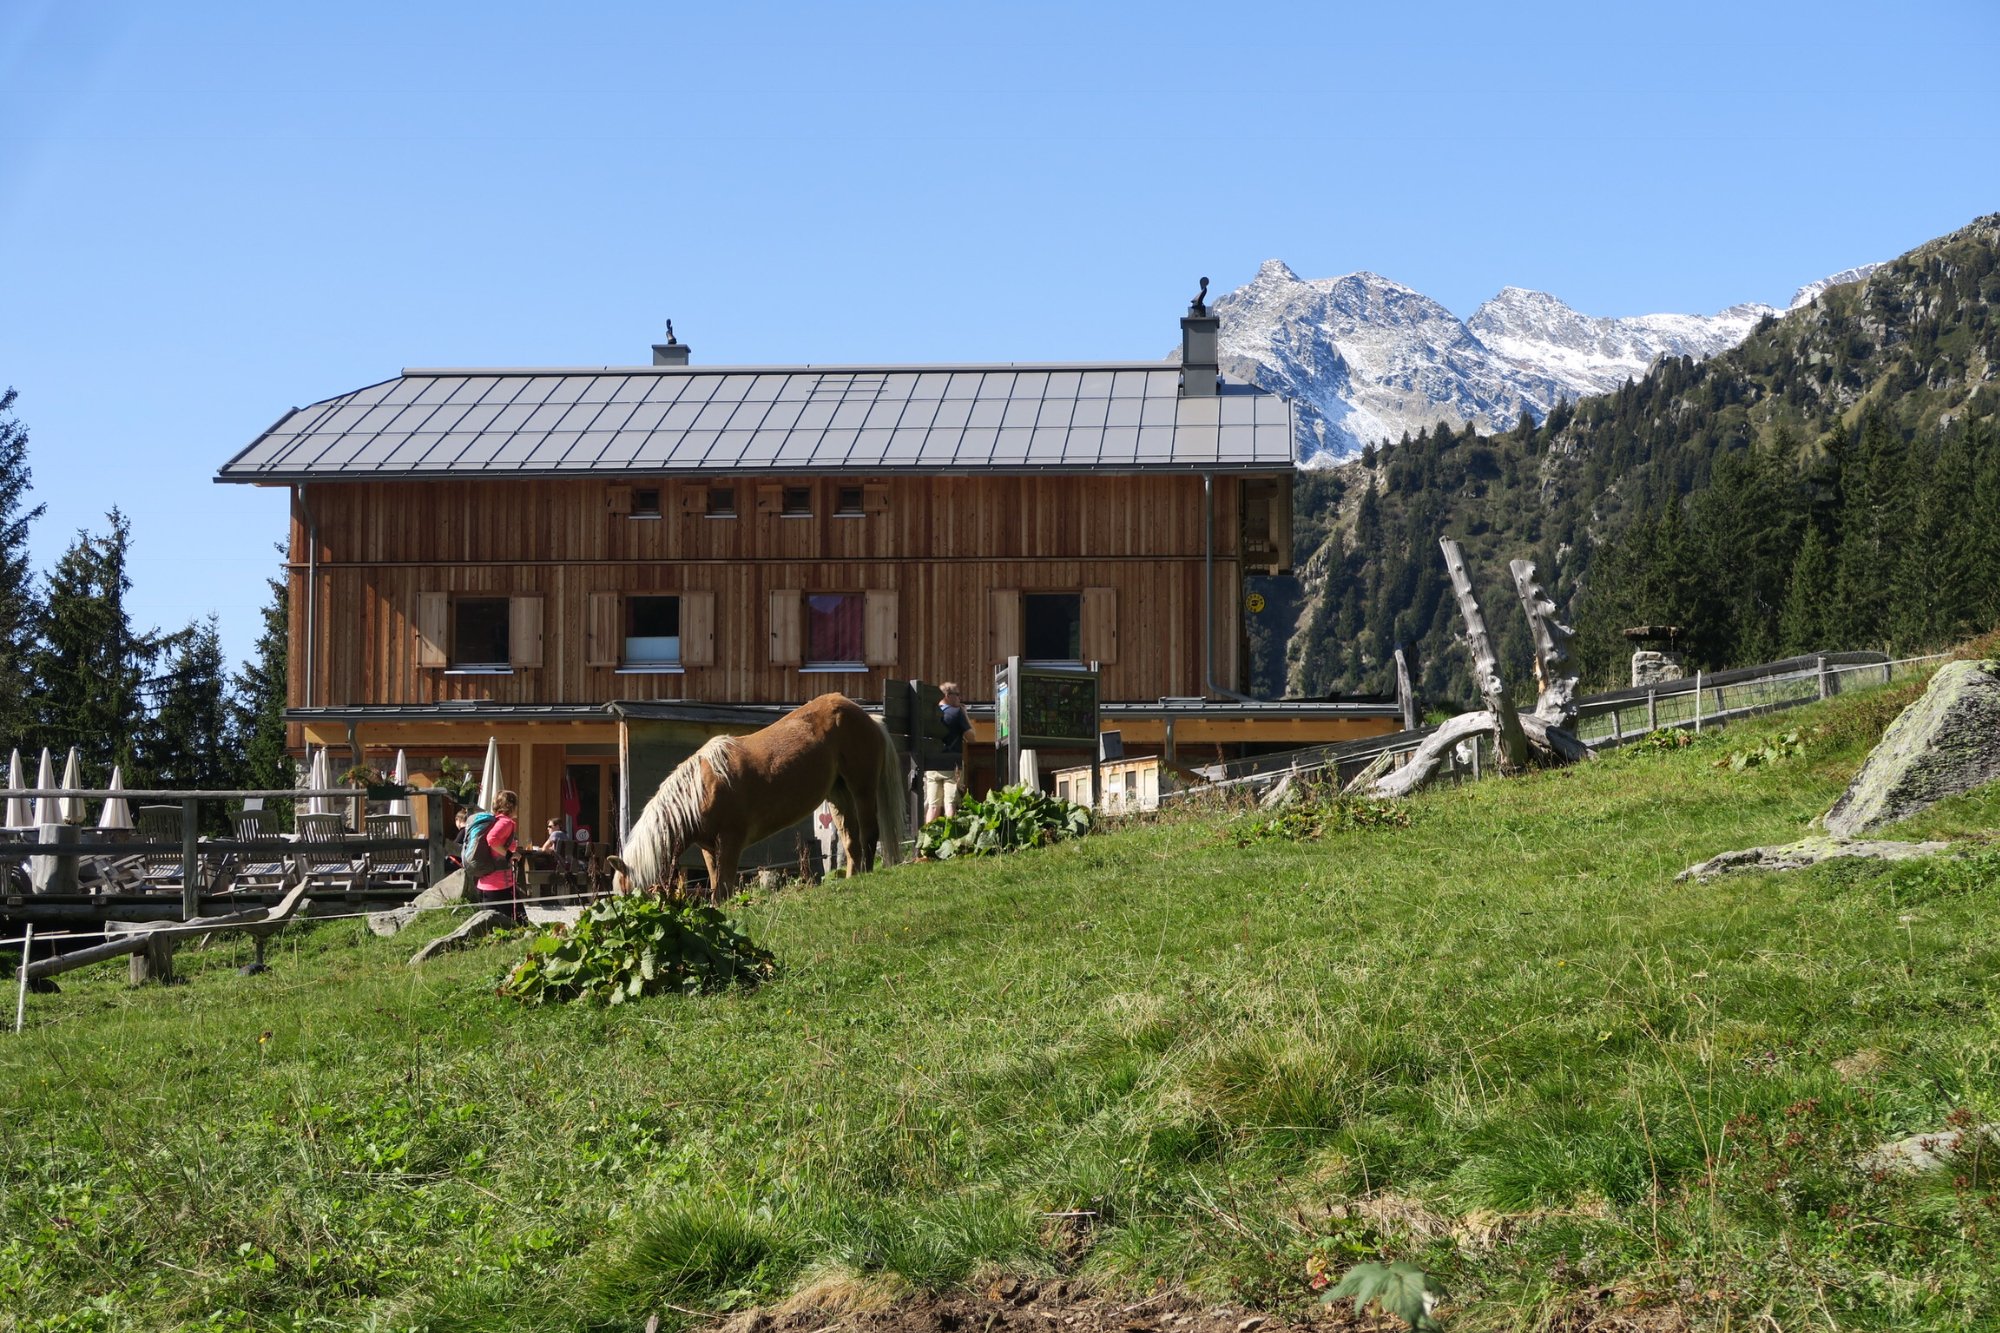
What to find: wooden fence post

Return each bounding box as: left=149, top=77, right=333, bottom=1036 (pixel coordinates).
left=1694, top=671, right=1704, bottom=733
left=1612, top=707, right=1623, bottom=744
left=181, top=797, right=201, bottom=919
left=1816, top=654, right=1829, bottom=701
left=1647, top=688, right=1657, bottom=729
left=12, top=924, right=29, bottom=1034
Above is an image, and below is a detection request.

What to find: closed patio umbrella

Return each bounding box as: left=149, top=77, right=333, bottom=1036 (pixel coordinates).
left=97, top=766, right=133, bottom=830
left=476, top=736, right=503, bottom=812
left=59, top=747, right=85, bottom=824
left=389, top=748, right=411, bottom=817
left=309, top=747, right=332, bottom=815
left=32, top=749, right=56, bottom=827
left=5, top=750, right=27, bottom=829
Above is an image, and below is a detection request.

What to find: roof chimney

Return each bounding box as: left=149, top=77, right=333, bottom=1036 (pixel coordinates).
left=651, top=319, right=691, bottom=367
left=1179, top=277, right=1219, bottom=397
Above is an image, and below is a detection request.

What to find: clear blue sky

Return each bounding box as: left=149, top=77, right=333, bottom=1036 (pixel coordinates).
left=2, top=0, right=1995, bottom=669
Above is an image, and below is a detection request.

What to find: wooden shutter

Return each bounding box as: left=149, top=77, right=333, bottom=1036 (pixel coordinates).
left=990, top=588, right=1021, bottom=664
left=862, top=483, right=890, bottom=514
left=863, top=590, right=899, bottom=666
left=508, top=596, right=543, bottom=668
left=769, top=588, right=803, bottom=665
left=681, top=591, right=716, bottom=666
left=679, top=483, right=707, bottom=515
left=585, top=592, right=621, bottom=667
left=416, top=592, right=448, bottom=667
left=606, top=485, right=633, bottom=517
left=755, top=483, right=784, bottom=516
left=1081, top=586, right=1119, bottom=665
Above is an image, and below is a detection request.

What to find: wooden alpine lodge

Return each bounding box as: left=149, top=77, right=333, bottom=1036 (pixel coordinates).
left=214, top=292, right=1402, bottom=845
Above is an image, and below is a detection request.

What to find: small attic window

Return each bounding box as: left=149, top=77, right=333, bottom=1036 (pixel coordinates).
left=631, top=487, right=661, bottom=518
left=835, top=485, right=866, bottom=516
left=782, top=486, right=814, bottom=517
left=706, top=486, right=736, bottom=518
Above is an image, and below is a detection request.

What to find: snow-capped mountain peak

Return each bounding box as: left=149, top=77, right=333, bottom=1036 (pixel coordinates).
left=1208, top=259, right=1868, bottom=465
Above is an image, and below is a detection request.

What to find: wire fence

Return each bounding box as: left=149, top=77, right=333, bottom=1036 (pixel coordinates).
left=1168, top=648, right=1951, bottom=799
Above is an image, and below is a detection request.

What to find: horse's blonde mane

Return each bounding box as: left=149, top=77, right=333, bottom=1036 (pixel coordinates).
left=619, top=735, right=740, bottom=888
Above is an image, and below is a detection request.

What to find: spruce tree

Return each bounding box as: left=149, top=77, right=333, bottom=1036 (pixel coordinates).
left=0, top=388, right=44, bottom=747
left=231, top=569, right=291, bottom=799
left=27, top=510, right=154, bottom=776
left=140, top=617, right=236, bottom=827
left=1778, top=523, right=1832, bottom=656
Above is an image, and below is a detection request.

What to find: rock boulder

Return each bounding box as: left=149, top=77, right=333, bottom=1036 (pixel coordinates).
left=1825, top=659, right=2000, bottom=837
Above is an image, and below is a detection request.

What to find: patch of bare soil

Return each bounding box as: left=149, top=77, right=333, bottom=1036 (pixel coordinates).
left=715, top=1278, right=1403, bottom=1333
left=707, top=1272, right=1698, bottom=1333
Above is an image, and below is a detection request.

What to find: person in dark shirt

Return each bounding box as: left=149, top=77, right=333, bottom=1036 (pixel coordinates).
left=924, top=682, right=973, bottom=825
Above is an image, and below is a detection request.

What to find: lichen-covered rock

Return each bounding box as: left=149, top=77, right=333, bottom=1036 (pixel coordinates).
left=1677, top=835, right=1953, bottom=882
left=1824, top=659, right=2000, bottom=837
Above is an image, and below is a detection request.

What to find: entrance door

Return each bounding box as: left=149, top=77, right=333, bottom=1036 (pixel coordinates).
left=564, top=762, right=605, bottom=848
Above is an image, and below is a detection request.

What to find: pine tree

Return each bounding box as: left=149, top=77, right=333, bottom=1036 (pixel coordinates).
left=0, top=388, right=44, bottom=747
left=26, top=510, right=155, bottom=775
left=139, top=618, right=235, bottom=825
left=1778, top=523, right=1832, bottom=656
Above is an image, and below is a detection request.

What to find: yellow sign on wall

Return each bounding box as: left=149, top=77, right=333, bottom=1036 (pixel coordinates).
left=1245, top=591, right=1266, bottom=614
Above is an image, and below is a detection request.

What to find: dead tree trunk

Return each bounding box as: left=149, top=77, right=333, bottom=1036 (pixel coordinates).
left=1440, top=538, right=1530, bottom=771
left=1353, top=544, right=1592, bottom=801
left=1509, top=558, right=1577, bottom=724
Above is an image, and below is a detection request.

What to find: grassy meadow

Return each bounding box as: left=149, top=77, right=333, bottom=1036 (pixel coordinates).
left=4, top=678, right=2000, bottom=1332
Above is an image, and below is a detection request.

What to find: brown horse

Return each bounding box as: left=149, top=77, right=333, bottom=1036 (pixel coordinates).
left=607, top=693, right=905, bottom=895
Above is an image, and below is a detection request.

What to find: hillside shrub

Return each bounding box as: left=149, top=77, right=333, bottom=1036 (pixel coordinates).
left=916, top=784, right=1091, bottom=859
left=1230, top=789, right=1411, bottom=844
left=1717, top=726, right=1819, bottom=771
left=499, top=890, right=774, bottom=1006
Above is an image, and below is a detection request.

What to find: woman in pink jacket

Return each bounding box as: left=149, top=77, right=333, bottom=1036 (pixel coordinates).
left=478, top=790, right=521, bottom=921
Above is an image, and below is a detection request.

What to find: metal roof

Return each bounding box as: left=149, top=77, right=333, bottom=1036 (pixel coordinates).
left=218, top=363, right=1295, bottom=483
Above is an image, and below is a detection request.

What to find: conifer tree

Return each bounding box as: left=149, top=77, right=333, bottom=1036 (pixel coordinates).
left=231, top=569, right=291, bottom=803
left=0, top=388, right=44, bottom=747
left=26, top=510, right=154, bottom=775
left=139, top=618, right=235, bottom=822
left=1778, top=523, right=1832, bottom=656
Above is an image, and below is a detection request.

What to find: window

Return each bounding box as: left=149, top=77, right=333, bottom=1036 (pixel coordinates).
left=624, top=595, right=680, bottom=666
left=835, top=485, right=865, bottom=516
left=782, top=486, right=814, bottom=517
left=706, top=486, right=736, bottom=517
left=453, top=597, right=510, bottom=668
left=806, top=593, right=864, bottom=666
left=631, top=487, right=661, bottom=518
left=1024, top=593, right=1082, bottom=663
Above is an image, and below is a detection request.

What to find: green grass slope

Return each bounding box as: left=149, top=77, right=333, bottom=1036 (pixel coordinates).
left=5, top=684, right=1999, bottom=1332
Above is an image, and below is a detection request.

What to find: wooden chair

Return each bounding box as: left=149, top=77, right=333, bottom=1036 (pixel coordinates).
left=293, top=812, right=365, bottom=896
left=105, top=805, right=189, bottom=893
left=232, top=808, right=295, bottom=893
left=364, top=813, right=427, bottom=891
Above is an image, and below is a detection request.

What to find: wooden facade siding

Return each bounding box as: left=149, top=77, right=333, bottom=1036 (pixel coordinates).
left=287, top=472, right=1261, bottom=710
left=293, top=474, right=1245, bottom=566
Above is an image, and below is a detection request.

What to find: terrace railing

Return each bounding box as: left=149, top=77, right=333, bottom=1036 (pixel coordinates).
left=1, top=787, right=452, bottom=918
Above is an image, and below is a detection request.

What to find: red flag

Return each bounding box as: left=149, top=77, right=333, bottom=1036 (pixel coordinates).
left=560, top=772, right=582, bottom=818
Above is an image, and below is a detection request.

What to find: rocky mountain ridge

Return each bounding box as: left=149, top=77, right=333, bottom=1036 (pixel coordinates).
left=1211, top=257, right=1879, bottom=464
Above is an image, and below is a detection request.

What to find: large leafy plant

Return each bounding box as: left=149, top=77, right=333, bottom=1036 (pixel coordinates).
left=916, top=783, right=1092, bottom=860
left=500, top=890, right=775, bottom=1006
left=1324, top=1261, right=1448, bottom=1332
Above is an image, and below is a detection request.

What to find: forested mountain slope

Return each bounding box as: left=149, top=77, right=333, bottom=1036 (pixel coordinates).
left=1271, top=214, right=2000, bottom=707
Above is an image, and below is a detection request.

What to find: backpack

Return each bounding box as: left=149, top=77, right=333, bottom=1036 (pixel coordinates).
left=462, top=810, right=506, bottom=878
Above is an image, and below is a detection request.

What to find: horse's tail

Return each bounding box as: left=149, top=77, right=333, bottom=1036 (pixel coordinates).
left=872, top=711, right=905, bottom=866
